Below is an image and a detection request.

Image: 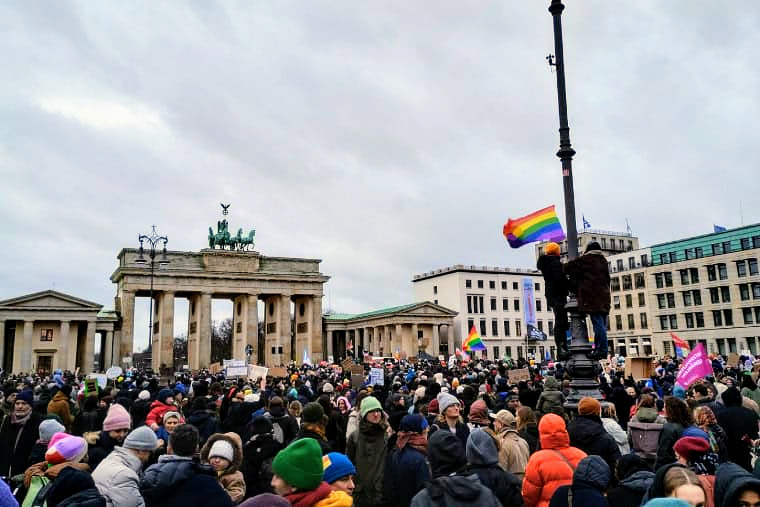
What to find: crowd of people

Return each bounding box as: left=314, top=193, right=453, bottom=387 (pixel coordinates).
left=1, top=350, right=760, bottom=507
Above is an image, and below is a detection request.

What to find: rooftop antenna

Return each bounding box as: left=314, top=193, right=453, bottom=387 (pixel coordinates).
left=740, top=200, right=745, bottom=226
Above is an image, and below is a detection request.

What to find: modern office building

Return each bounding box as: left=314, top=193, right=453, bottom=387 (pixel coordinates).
left=412, top=265, right=557, bottom=360
left=606, top=248, right=654, bottom=356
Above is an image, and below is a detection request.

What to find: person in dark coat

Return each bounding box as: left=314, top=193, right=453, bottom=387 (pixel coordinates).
left=242, top=416, right=284, bottom=498
left=465, top=428, right=525, bottom=507
left=537, top=241, right=570, bottom=358
left=549, top=455, right=610, bottom=507
left=410, top=430, right=501, bottom=507
left=141, top=424, right=234, bottom=507
left=0, top=390, right=43, bottom=478
left=45, top=466, right=106, bottom=507
left=185, top=397, right=221, bottom=447
left=74, top=395, right=102, bottom=436
left=655, top=397, right=691, bottom=470
left=713, top=462, right=760, bottom=507
left=295, top=402, right=332, bottom=455
left=382, top=414, right=431, bottom=507
left=387, top=393, right=409, bottom=433
left=517, top=406, right=540, bottom=454
left=129, top=391, right=151, bottom=429
left=566, top=398, right=621, bottom=476
left=564, top=241, right=611, bottom=359
left=266, top=397, right=299, bottom=445
left=716, top=386, right=759, bottom=471
left=607, top=454, right=655, bottom=507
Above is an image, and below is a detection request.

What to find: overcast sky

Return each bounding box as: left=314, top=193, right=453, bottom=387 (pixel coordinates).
left=2, top=2, right=759, bottom=352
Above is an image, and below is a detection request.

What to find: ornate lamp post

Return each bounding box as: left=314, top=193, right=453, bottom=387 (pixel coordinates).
left=548, top=0, right=602, bottom=407
left=134, top=226, right=169, bottom=368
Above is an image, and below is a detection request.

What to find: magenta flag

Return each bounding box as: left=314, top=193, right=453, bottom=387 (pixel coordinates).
left=676, top=343, right=713, bottom=388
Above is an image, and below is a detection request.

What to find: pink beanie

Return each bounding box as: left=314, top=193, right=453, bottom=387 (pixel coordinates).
left=102, top=403, right=131, bottom=431
left=45, top=435, right=88, bottom=465
left=48, top=431, right=69, bottom=449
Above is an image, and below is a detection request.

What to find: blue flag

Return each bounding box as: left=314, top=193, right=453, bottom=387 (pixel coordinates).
left=714, top=225, right=727, bottom=233
left=583, top=216, right=591, bottom=229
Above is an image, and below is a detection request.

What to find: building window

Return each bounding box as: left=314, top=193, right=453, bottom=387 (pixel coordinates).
left=664, top=272, right=673, bottom=287
left=611, top=277, right=621, bottom=291
left=466, top=279, right=472, bottom=288
left=695, top=247, right=703, bottom=258
left=535, top=282, right=541, bottom=291
left=617, top=259, right=624, bottom=271
left=635, top=273, right=646, bottom=289
left=433, top=285, right=438, bottom=294
left=468, top=319, right=474, bottom=331
left=754, top=283, right=760, bottom=299
left=718, top=263, right=728, bottom=280
left=657, top=294, right=666, bottom=309
left=501, top=281, right=507, bottom=290
left=721, top=286, right=731, bottom=302
left=742, top=238, right=751, bottom=250
left=537, top=320, right=544, bottom=332
left=614, top=296, right=621, bottom=310
left=629, top=257, right=636, bottom=269
left=514, top=299, right=520, bottom=311
left=503, top=320, right=510, bottom=336
left=601, top=238, right=607, bottom=249
left=536, top=299, right=542, bottom=312
left=627, top=314, right=635, bottom=329
left=690, top=268, right=699, bottom=283
left=683, top=291, right=692, bottom=306
left=480, top=319, right=487, bottom=336
left=669, top=252, right=677, bottom=263
left=743, top=308, right=754, bottom=324
left=669, top=315, right=678, bottom=329
left=640, top=313, right=648, bottom=328
left=434, top=299, right=438, bottom=305
left=40, top=329, right=53, bottom=342
left=503, top=299, right=509, bottom=311
left=515, top=320, right=522, bottom=336
left=667, top=293, right=676, bottom=308
left=623, top=275, right=633, bottom=290
left=756, top=307, right=760, bottom=323
left=489, top=280, right=495, bottom=289
left=695, top=312, right=704, bottom=327
left=626, top=294, right=633, bottom=308
left=709, top=288, right=720, bottom=304
left=477, top=280, right=484, bottom=289
left=712, top=310, right=723, bottom=326
left=693, top=290, right=702, bottom=305
left=723, top=241, right=732, bottom=254
left=517, top=346, right=523, bottom=359
left=494, top=346, right=500, bottom=359
left=660, top=315, right=669, bottom=330
left=737, top=261, right=747, bottom=277
left=616, top=315, right=623, bottom=330
left=712, top=243, right=722, bottom=256
left=490, top=297, right=497, bottom=311
left=723, top=309, right=733, bottom=326
left=754, top=236, right=760, bottom=248
left=467, top=296, right=473, bottom=313
left=680, top=270, right=689, bottom=285
left=513, top=282, right=519, bottom=290
left=641, top=253, right=649, bottom=265
left=750, top=259, right=759, bottom=276
left=685, top=248, right=694, bottom=260
left=492, top=319, right=499, bottom=336
left=740, top=284, right=750, bottom=301
left=548, top=321, right=554, bottom=335
left=655, top=273, right=663, bottom=289
left=707, top=265, right=717, bottom=281
left=638, top=293, right=646, bottom=306
left=685, top=313, right=695, bottom=328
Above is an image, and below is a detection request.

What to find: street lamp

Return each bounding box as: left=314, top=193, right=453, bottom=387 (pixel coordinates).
left=134, top=226, right=169, bottom=369
left=548, top=0, right=602, bottom=407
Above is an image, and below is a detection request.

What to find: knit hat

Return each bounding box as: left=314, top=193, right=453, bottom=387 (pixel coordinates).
left=400, top=414, right=428, bottom=433
left=302, top=402, right=326, bottom=424
left=251, top=416, right=273, bottom=435
left=39, top=419, right=65, bottom=444
left=209, top=439, right=235, bottom=462
left=585, top=241, right=602, bottom=253
left=103, top=403, right=131, bottom=431
left=672, top=385, right=686, bottom=399
left=682, top=427, right=710, bottom=441
left=436, top=392, right=459, bottom=413
left=642, top=499, right=691, bottom=507
left=428, top=429, right=466, bottom=477
left=322, top=382, right=334, bottom=393
left=48, top=431, right=68, bottom=449
left=16, top=389, right=33, bottom=406
left=545, top=242, right=561, bottom=256
left=272, top=438, right=324, bottom=491
left=428, top=399, right=439, bottom=414
left=157, top=388, right=173, bottom=404
left=163, top=411, right=182, bottom=424
left=138, top=390, right=151, bottom=401
left=238, top=494, right=291, bottom=507
left=674, top=436, right=710, bottom=462
left=322, top=452, right=356, bottom=484
left=360, top=396, right=382, bottom=419
left=490, top=409, right=516, bottom=427
left=578, top=397, right=601, bottom=416
left=468, top=399, right=490, bottom=425
left=45, top=435, right=88, bottom=464
left=123, top=426, right=158, bottom=451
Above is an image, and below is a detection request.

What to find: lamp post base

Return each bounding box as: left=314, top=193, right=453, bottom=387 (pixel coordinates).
left=562, top=297, right=603, bottom=412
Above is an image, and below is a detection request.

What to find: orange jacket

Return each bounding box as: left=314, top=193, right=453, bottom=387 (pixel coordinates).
left=521, top=414, right=587, bottom=507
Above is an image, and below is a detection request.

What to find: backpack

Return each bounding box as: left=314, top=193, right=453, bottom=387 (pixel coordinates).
left=22, top=475, right=51, bottom=507
left=272, top=421, right=285, bottom=444
left=628, top=421, right=663, bottom=459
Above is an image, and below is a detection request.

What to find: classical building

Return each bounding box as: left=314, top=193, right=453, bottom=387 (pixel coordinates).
left=535, top=230, right=639, bottom=261
left=323, top=302, right=457, bottom=360
left=412, top=265, right=556, bottom=360
left=606, top=248, right=654, bottom=356
left=111, top=248, right=329, bottom=370
left=0, top=290, right=117, bottom=374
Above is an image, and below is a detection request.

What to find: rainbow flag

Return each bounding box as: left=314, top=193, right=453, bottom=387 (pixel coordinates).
left=463, top=326, right=486, bottom=351
left=502, top=205, right=566, bottom=248
left=455, top=347, right=470, bottom=361
left=671, top=332, right=690, bottom=358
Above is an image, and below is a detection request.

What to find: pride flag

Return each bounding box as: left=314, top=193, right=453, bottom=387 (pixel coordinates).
left=455, top=347, right=470, bottom=361
left=463, top=326, right=486, bottom=351
left=502, top=205, right=566, bottom=248
left=671, top=332, right=690, bottom=358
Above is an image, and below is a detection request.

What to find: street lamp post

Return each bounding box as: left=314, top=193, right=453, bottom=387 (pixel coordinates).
left=134, top=226, right=169, bottom=371
left=548, top=0, right=603, bottom=407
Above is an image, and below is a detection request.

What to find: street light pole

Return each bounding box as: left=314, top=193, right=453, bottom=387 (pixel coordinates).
left=134, top=226, right=169, bottom=370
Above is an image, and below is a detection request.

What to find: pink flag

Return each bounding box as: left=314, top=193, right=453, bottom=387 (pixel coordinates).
left=676, top=343, right=713, bottom=388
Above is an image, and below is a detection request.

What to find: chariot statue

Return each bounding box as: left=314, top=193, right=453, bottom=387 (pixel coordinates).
left=207, top=204, right=255, bottom=251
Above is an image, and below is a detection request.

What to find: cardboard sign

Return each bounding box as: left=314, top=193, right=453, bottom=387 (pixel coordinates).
left=249, top=365, right=269, bottom=380
left=88, top=373, right=107, bottom=389
left=369, top=367, right=384, bottom=386
left=727, top=353, right=741, bottom=367
left=341, top=358, right=355, bottom=369
left=226, top=365, right=248, bottom=377
left=625, top=356, right=654, bottom=381
left=508, top=368, right=530, bottom=384
left=208, top=362, right=221, bottom=374
left=269, top=366, right=288, bottom=378
left=349, top=364, right=365, bottom=375
left=351, top=373, right=364, bottom=389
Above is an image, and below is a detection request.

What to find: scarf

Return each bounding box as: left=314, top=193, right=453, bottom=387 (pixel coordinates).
left=397, top=431, right=428, bottom=455
left=302, top=422, right=327, bottom=441
left=285, top=481, right=331, bottom=507
left=695, top=405, right=717, bottom=427
left=11, top=406, right=32, bottom=425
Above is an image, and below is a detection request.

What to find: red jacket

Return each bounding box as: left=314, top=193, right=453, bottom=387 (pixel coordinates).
left=145, top=400, right=174, bottom=428
left=522, top=414, right=587, bottom=507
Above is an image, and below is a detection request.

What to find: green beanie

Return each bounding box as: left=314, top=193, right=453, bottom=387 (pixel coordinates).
left=272, top=438, right=324, bottom=491
left=360, top=396, right=383, bottom=419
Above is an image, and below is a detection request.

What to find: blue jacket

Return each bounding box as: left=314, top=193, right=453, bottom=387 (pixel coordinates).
left=382, top=446, right=430, bottom=506
left=141, top=455, right=233, bottom=507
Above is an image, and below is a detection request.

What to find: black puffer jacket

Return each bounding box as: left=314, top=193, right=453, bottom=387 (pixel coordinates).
left=564, top=250, right=611, bottom=313
left=714, top=462, right=760, bottom=507
left=141, top=455, right=233, bottom=507
left=465, top=428, right=524, bottom=507
left=549, top=455, right=611, bottom=507
left=607, top=454, right=655, bottom=507
left=566, top=415, right=621, bottom=474
left=410, top=474, right=502, bottom=507
left=46, top=466, right=106, bottom=507
left=537, top=254, right=569, bottom=308
left=186, top=409, right=221, bottom=446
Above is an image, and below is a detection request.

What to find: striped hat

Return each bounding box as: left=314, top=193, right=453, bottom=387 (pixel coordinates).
left=45, top=435, right=88, bottom=465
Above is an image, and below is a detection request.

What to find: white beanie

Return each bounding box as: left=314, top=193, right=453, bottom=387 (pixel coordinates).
left=138, top=390, right=151, bottom=401
left=208, top=439, right=235, bottom=462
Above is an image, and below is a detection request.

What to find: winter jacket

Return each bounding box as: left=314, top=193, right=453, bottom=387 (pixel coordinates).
left=75, top=407, right=103, bottom=436
left=537, top=254, right=569, bottom=308
left=655, top=422, right=684, bottom=469
left=0, top=411, right=42, bottom=477
left=602, top=417, right=630, bottom=454
left=631, top=406, right=666, bottom=424
left=200, top=432, right=246, bottom=504
left=494, top=427, right=530, bottom=478
left=144, top=400, right=174, bottom=429
left=223, top=402, right=257, bottom=437
left=410, top=474, right=502, bottom=507
left=85, top=431, right=121, bottom=471
left=605, top=454, right=654, bottom=507
left=141, top=455, right=234, bottom=507
left=536, top=377, right=566, bottom=417
left=564, top=250, right=611, bottom=313
left=347, top=419, right=389, bottom=507
left=714, top=462, right=760, bottom=507
left=45, top=466, right=106, bottom=507
left=295, top=426, right=333, bottom=455
left=520, top=422, right=540, bottom=454
left=91, top=446, right=145, bottom=507
left=268, top=407, right=299, bottom=445
left=430, top=418, right=470, bottom=449
left=382, top=445, right=430, bottom=507
left=717, top=404, right=759, bottom=471
left=548, top=455, right=611, bottom=507
left=466, top=428, right=524, bottom=507
left=566, top=415, right=621, bottom=475
left=48, top=391, right=75, bottom=431
left=186, top=410, right=221, bottom=446
left=129, top=399, right=151, bottom=429
left=242, top=433, right=282, bottom=498
left=522, top=414, right=587, bottom=507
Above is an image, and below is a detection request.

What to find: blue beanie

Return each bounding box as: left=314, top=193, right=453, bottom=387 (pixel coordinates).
left=672, top=384, right=686, bottom=399
left=682, top=426, right=710, bottom=441
left=322, top=452, right=356, bottom=484
left=400, top=414, right=428, bottom=433
left=157, top=388, right=173, bottom=404
left=16, top=389, right=34, bottom=406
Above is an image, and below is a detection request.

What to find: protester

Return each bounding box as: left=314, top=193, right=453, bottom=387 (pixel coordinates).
left=0, top=389, right=43, bottom=477
left=382, top=414, right=430, bottom=506
left=489, top=409, right=530, bottom=478
left=242, top=416, right=284, bottom=498
left=267, top=396, right=299, bottom=446
left=29, top=418, right=65, bottom=465
left=86, top=403, right=132, bottom=471
left=601, top=403, right=631, bottom=455
left=154, top=410, right=182, bottom=452
left=346, top=395, right=388, bottom=507
left=549, top=455, right=611, bottom=507
left=269, top=438, right=342, bottom=507
left=92, top=426, right=158, bottom=507
left=693, top=406, right=728, bottom=462
left=47, top=385, right=75, bottom=432
left=323, top=452, right=356, bottom=497
left=296, top=402, right=332, bottom=455
left=656, top=397, right=692, bottom=469
left=200, top=432, right=246, bottom=503
left=713, top=462, right=760, bottom=507
left=673, top=435, right=717, bottom=507
left=717, top=386, right=759, bottom=471
left=517, top=406, right=540, bottom=453
left=434, top=392, right=469, bottom=447
left=466, top=399, right=491, bottom=431
left=145, top=388, right=175, bottom=431
left=23, top=433, right=90, bottom=504
left=536, top=242, right=570, bottom=359
left=186, top=397, right=221, bottom=446
left=466, top=428, right=524, bottom=507
left=607, top=454, right=656, bottom=507
left=566, top=397, right=621, bottom=475
left=535, top=375, right=566, bottom=417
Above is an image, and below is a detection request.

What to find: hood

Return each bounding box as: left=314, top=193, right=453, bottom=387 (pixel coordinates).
left=466, top=428, right=498, bottom=466
left=200, top=432, right=243, bottom=471
left=314, top=489, right=353, bottom=507
left=616, top=453, right=652, bottom=480
left=573, top=455, right=610, bottom=490
left=142, top=455, right=215, bottom=499
left=52, top=391, right=69, bottom=403
left=544, top=376, right=560, bottom=390
left=635, top=407, right=661, bottom=423
left=468, top=399, right=490, bottom=425
left=428, top=430, right=466, bottom=477
left=647, top=463, right=687, bottom=500
left=538, top=413, right=570, bottom=450
left=568, top=415, right=605, bottom=445
left=426, top=474, right=488, bottom=501
left=619, top=470, right=655, bottom=492
left=715, top=462, right=760, bottom=507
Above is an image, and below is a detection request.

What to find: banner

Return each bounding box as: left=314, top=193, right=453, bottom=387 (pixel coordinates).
left=369, top=367, right=384, bottom=386
left=676, top=343, right=713, bottom=387
left=526, top=324, right=547, bottom=342
left=522, top=277, right=537, bottom=328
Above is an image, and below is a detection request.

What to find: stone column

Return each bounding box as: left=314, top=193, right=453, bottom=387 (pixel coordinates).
left=22, top=320, right=33, bottom=372
left=246, top=294, right=258, bottom=364
left=326, top=330, right=334, bottom=360
left=83, top=321, right=95, bottom=373
left=279, top=294, right=292, bottom=364
left=364, top=327, right=371, bottom=355
left=447, top=324, right=454, bottom=356
left=198, top=293, right=212, bottom=369
left=0, top=320, right=4, bottom=371
left=103, top=330, right=114, bottom=370
left=58, top=321, right=70, bottom=371
left=411, top=323, right=419, bottom=357
left=311, top=295, right=323, bottom=362
left=118, top=290, right=135, bottom=361
left=155, top=291, right=175, bottom=371
left=293, top=296, right=310, bottom=364
left=373, top=326, right=381, bottom=355
left=187, top=295, right=200, bottom=370
left=432, top=324, right=440, bottom=356
left=395, top=324, right=403, bottom=355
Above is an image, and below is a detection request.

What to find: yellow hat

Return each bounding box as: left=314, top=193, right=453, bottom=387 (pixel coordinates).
left=545, top=242, right=561, bottom=256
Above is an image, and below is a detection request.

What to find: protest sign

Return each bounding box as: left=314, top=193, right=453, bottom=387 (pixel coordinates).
left=269, top=366, right=288, bottom=378
left=208, top=362, right=221, bottom=374
left=88, top=373, right=107, bottom=389
left=248, top=365, right=268, bottom=380
left=508, top=368, right=530, bottom=383
left=625, top=357, right=654, bottom=380
left=341, top=358, right=355, bottom=369
left=105, top=366, right=123, bottom=380
left=349, top=364, right=365, bottom=375
left=369, top=367, right=384, bottom=386
left=727, top=353, right=741, bottom=367
left=351, top=373, right=364, bottom=389
left=676, top=343, right=713, bottom=387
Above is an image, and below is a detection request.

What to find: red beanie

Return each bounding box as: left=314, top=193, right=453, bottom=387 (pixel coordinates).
left=428, top=399, right=439, bottom=414
left=674, top=436, right=709, bottom=462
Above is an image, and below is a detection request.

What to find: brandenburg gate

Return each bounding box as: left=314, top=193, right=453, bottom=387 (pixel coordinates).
left=110, top=249, right=329, bottom=370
